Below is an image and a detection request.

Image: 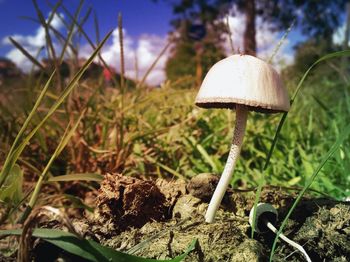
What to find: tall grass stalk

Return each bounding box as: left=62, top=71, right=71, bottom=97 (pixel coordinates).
left=0, top=72, right=55, bottom=189
left=58, top=0, right=84, bottom=63
left=32, top=0, right=62, bottom=89
left=225, top=15, right=235, bottom=55
left=0, top=31, right=112, bottom=192
left=19, top=110, right=85, bottom=223
left=118, top=12, right=126, bottom=149
left=269, top=122, right=350, bottom=261
left=267, top=18, right=295, bottom=64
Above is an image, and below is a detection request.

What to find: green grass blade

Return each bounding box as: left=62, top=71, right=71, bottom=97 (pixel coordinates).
left=250, top=175, right=264, bottom=238
left=1, top=31, right=111, bottom=211
left=0, top=71, right=55, bottom=188
left=250, top=50, right=350, bottom=239
left=0, top=229, right=196, bottom=262
left=196, top=144, right=219, bottom=173
left=48, top=173, right=103, bottom=182
left=9, top=30, right=112, bottom=174
left=269, top=122, right=350, bottom=261
left=20, top=110, right=86, bottom=222
left=264, top=50, right=350, bottom=171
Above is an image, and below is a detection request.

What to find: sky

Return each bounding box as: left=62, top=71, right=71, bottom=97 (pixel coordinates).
left=0, top=0, right=342, bottom=85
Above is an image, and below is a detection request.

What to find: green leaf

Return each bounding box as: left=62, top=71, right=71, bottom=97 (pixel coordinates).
left=286, top=176, right=301, bottom=186
left=0, top=164, right=23, bottom=204
left=0, top=229, right=196, bottom=262
left=48, top=173, right=103, bottom=182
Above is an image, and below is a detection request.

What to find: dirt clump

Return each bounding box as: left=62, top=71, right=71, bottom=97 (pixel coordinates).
left=89, top=173, right=170, bottom=235
left=291, top=203, right=350, bottom=261
left=186, top=173, right=219, bottom=202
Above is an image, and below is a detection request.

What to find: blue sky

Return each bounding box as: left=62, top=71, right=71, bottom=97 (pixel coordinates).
left=0, top=0, right=173, bottom=56
left=1, top=0, right=340, bottom=85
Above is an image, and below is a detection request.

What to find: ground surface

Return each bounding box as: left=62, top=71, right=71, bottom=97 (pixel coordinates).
left=77, top=173, right=350, bottom=261
left=1, top=173, right=350, bottom=261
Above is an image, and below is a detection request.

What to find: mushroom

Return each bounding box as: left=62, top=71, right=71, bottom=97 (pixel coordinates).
left=249, top=203, right=311, bottom=262
left=195, top=54, right=290, bottom=223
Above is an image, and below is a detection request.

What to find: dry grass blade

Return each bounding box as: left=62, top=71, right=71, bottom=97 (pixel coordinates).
left=58, top=3, right=118, bottom=86
left=8, top=37, right=45, bottom=71
left=32, top=0, right=58, bottom=62
left=267, top=18, right=295, bottom=64
left=225, top=15, right=235, bottom=54
left=58, top=0, right=84, bottom=63
left=20, top=16, right=78, bottom=57
left=93, top=10, right=100, bottom=44
left=32, top=0, right=61, bottom=89
left=137, top=40, right=172, bottom=88
left=119, top=12, right=125, bottom=90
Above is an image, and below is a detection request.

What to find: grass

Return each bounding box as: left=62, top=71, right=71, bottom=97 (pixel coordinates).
left=0, top=0, right=350, bottom=260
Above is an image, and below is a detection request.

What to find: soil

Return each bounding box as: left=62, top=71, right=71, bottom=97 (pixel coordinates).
left=2, top=173, right=350, bottom=261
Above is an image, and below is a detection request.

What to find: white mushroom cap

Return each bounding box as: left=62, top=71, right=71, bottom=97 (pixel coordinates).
left=195, top=54, right=290, bottom=113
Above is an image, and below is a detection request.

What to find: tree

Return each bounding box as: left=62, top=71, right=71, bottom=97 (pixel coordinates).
left=159, top=0, right=227, bottom=85
left=159, top=0, right=347, bottom=55
left=155, top=0, right=348, bottom=83
left=229, top=0, right=347, bottom=54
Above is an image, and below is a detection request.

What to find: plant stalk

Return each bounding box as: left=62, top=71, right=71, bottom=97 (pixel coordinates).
left=205, top=104, right=248, bottom=223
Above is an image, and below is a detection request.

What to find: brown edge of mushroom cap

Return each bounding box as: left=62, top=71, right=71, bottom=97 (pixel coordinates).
left=195, top=97, right=289, bottom=113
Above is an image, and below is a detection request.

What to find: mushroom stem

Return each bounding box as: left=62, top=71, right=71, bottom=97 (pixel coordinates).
left=205, top=104, right=248, bottom=223
left=266, top=222, right=312, bottom=262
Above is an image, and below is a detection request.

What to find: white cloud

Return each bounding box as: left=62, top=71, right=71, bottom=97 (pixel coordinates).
left=3, top=13, right=170, bottom=86
left=224, top=11, right=245, bottom=53
left=81, top=29, right=169, bottom=86
left=2, top=8, right=293, bottom=84
left=333, top=23, right=347, bottom=46
left=2, top=13, right=64, bottom=72
left=224, top=11, right=294, bottom=70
